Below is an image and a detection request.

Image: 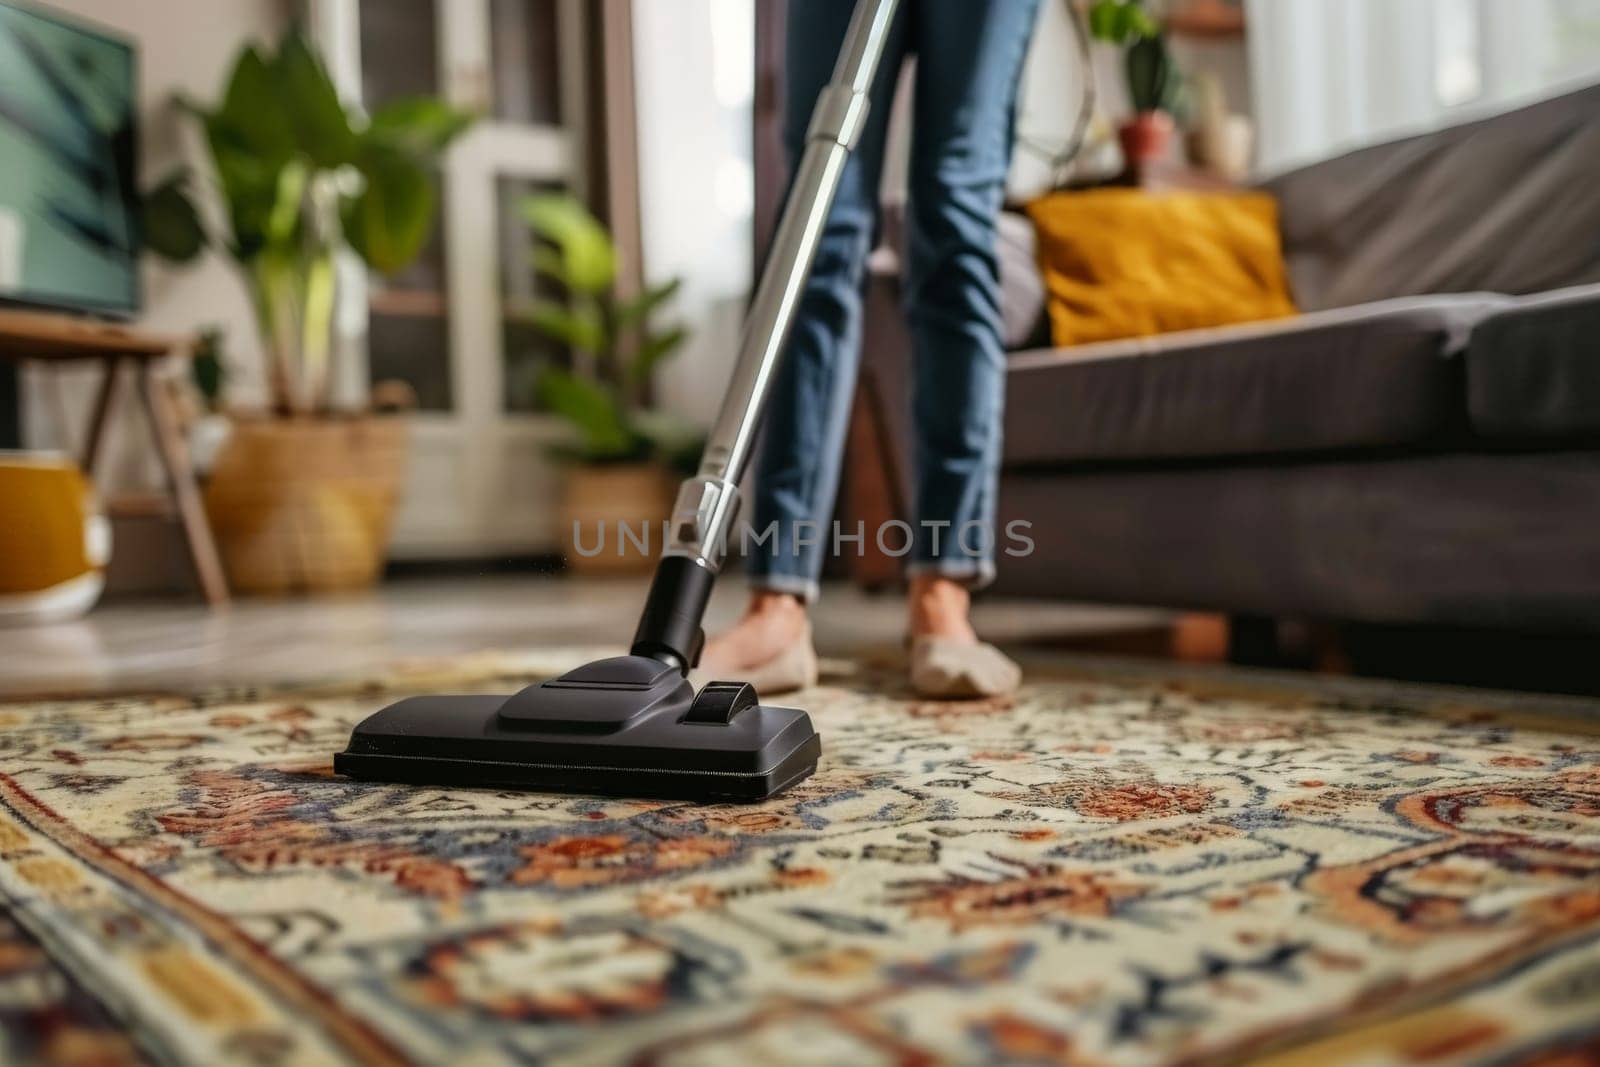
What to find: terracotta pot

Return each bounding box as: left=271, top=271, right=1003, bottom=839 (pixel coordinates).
left=203, top=416, right=408, bottom=594
left=1118, top=110, right=1177, bottom=169
left=558, top=463, right=677, bottom=575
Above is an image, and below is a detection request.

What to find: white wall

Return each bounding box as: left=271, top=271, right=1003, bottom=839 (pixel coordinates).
left=24, top=0, right=288, bottom=470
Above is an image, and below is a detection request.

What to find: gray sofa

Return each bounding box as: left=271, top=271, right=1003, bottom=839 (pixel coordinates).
left=855, top=82, right=1600, bottom=639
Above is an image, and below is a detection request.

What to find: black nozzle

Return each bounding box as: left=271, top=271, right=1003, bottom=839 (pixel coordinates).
left=631, top=555, right=715, bottom=672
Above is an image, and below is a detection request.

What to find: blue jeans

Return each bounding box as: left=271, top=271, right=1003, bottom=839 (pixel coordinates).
left=748, top=0, right=1039, bottom=603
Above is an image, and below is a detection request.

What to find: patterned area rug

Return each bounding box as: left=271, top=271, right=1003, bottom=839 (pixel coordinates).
left=2, top=651, right=1598, bottom=1066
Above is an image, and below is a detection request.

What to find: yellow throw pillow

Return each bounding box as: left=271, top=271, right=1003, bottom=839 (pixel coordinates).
left=1025, top=188, right=1298, bottom=347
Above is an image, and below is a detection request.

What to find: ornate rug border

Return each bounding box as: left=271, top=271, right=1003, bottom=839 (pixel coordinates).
left=0, top=772, right=412, bottom=1066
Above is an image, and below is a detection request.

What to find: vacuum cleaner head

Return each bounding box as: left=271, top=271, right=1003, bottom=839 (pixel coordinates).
left=335, top=655, right=820, bottom=802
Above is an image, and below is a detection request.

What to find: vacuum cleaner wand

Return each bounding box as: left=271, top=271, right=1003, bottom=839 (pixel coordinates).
left=336, top=0, right=901, bottom=802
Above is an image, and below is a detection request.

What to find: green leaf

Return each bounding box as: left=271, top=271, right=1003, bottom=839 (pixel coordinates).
left=364, top=96, right=474, bottom=159
left=628, top=324, right=688, bottom=387
left=273, top=31, right=357, bottom=167
left=140, top=169, right=207, bottom=263
left=1088, top=0, right=1122, bottom=40
left=521, top=194, right=616, bottom=294
left=1088, top=0, right=1159, bottom=43
left=203, top=117, right=282, bottom=258
left=524, top=299, right=605, bottom=353
left=213, top=46, right=295, bottom=166
left=344, top=146, right=434, bottom=274
left=614, top=277, right=682, bottom=331
left=530, top=245, right=566, bottom=283
left=536, top=368, right=637, bottom=459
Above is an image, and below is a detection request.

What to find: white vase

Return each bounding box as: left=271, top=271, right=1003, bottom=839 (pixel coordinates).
left=189, top=414, right=234, bottom=478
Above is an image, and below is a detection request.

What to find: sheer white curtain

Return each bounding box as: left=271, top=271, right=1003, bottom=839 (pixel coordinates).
left=1248, top=0, right=1600, bottom=175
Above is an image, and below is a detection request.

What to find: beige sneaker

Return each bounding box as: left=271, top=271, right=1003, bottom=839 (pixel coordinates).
left=691, top=620, right=819, bottom=696
left=909, top=636, right=1022, bottom=699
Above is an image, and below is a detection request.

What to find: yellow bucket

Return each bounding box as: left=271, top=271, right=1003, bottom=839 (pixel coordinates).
left=0, top=453, right=108, bottom=624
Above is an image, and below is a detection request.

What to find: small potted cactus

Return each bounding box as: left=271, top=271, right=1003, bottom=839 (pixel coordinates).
left=1089, top=0, right=1185, bottom=169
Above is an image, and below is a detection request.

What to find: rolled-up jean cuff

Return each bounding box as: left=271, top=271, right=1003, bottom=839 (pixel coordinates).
left=749, top=573, right=822, bottom=605
left=905, top=559, right=997, bottom=592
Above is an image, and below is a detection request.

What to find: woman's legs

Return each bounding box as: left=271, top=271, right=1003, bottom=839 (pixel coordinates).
left=707, top=0, right=1036, bottom=696
left=703, top=0, right=904, bottom=676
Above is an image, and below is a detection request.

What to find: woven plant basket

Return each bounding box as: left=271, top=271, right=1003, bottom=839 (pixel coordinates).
left=558, top=463, right=677, bottom=575
left=203, top=416, right=408, bottom=594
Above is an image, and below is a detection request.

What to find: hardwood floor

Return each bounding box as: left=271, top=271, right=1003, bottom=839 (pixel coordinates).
left=0, top=575, right=1173, bottom=697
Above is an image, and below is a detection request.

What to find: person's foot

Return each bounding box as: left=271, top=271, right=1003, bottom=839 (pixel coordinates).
left=907, top=575, right=1021, bottom=699
left=695, top=592, right=818, bottom=695
left=908, top=573, right=980, bottom=642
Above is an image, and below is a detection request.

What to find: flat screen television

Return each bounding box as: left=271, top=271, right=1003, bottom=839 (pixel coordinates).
left=0, top=1, right=139, bottom=317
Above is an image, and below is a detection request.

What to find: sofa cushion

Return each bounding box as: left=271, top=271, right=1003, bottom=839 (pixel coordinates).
left=1003, top=294, right=1510, bottom=466
left=996, top=210, right=1050, bottom=351
left=1265, top=82, right=1600, bottom=312
left=1467, top=283, right=1600, bottom=441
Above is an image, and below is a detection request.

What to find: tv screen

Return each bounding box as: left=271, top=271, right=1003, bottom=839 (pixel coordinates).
left=0, top=1, right=139, bottom=316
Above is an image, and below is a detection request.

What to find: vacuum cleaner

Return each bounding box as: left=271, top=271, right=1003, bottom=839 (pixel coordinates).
left=335, top=0, right=902, bottom=803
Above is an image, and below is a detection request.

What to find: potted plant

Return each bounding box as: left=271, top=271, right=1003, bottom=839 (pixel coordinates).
left=1088, top=0, right=1184, bottom=169
left=516, top=194, right=696, bottom=574
left=147, top=31, right=472, bottom=593
left=185, top=326, right=233, bottom=476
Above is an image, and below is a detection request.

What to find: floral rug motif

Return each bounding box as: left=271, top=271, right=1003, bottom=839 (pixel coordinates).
left=1, top=652, right=1599, bottom=1066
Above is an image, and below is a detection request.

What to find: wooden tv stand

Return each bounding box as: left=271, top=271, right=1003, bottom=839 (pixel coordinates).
left=0, top=308, right=229, bottom=605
